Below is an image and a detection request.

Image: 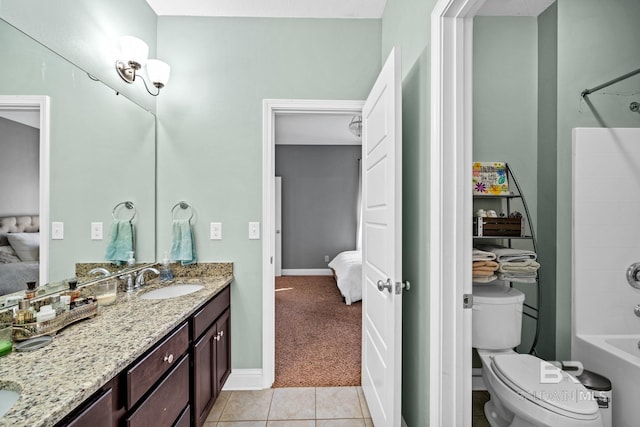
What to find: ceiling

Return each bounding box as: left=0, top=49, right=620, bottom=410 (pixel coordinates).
left=145, top=0, right=554, bottom=18
left=275, top=113, right=361, bottom=146
left=0, top=110, right=40, bottom=129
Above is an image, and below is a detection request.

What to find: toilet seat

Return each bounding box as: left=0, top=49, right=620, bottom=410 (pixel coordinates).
left=491, top=354, right=599, bottom=420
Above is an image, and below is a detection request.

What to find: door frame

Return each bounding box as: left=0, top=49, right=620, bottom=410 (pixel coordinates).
left=261, top=99, right=365, bottom=388
left=430, top=0, right=483, bottom=425
left=0, top=95, right=50, bottom=285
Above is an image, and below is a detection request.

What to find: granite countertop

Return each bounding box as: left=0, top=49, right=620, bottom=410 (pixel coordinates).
left=0, top=264, right=233, bottom=427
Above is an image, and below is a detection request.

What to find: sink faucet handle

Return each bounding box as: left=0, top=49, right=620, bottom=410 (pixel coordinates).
left=119, top=273, right=136, bottom=293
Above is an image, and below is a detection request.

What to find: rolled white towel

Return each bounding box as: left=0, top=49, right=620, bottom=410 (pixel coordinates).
left=497, top=273, right=537, bottom=283
left=472, top=274, right=497, bottom=283
left=477, top=244, right=537, bottom=262
left=472, top=248, right=497, bottom=261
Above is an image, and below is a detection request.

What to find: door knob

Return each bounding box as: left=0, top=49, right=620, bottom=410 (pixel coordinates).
left=377, top=278, right=393, bottom=293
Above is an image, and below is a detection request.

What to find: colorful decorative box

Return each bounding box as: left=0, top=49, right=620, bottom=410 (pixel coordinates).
left=472, top=162, right=510, bottom=195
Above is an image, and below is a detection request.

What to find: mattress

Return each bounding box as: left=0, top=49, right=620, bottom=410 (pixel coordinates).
left=328, top=250, right=362, bottom=305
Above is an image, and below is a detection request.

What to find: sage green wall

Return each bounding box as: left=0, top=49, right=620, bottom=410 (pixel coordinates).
left=382, top=0, right=436, bottom=425
left=555, top=0, right=640, bottom=359
left=472, top=17, right=540, bottom=353
left=536, top=3, right=558, bottom=360
left=156, top=17, right=382, bottom=369
left=0, top=0, right=158, bottom=112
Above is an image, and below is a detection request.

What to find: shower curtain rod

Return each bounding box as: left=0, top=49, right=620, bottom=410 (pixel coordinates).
left=581, top=66, right=640, bottom=97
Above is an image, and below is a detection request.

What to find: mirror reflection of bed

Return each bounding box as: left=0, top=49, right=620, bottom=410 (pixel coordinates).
left=273, top=112, right=363, bottom=388
left=0, top=216, right=40, bottom=296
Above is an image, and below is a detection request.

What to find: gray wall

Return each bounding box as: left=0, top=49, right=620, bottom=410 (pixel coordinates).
left=0, top=117, right=39, bottom=216
left=275, top=145, right=360, bottom=270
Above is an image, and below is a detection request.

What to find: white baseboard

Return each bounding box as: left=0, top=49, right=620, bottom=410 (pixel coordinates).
left=472, top=368, right=486, bottom=391
left=222, top=369, right=265, bottom=390
left=281, top=269, right=333, bottom=276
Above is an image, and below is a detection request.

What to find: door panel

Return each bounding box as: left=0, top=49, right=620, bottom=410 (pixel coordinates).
left=361, top=47, right=402, bottom=427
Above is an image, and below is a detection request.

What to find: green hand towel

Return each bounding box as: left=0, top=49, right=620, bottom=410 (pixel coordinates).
left=170, top=219, right=197, bottom=265
left=104, top=219, right=134, bottom=265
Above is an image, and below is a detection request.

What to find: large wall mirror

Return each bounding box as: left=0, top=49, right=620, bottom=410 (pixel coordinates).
left=0, top=18, right=156, bottom=297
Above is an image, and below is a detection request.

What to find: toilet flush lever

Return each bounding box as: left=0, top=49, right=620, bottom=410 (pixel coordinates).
left=626, top=263, right=640, bottom=289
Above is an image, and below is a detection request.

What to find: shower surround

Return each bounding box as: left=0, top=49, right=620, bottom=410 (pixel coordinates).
left=572, top=127, right=640, bottom=427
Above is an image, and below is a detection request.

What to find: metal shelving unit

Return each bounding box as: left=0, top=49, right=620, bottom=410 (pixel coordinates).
left=473, top=163, right=540, bottom=355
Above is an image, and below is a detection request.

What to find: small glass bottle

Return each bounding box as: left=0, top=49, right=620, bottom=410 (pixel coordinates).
left=64, top=278, right=80, bottom=302
left=15, top=300, right=35, bottom=325
left=25, top=281, right=38, bottom=300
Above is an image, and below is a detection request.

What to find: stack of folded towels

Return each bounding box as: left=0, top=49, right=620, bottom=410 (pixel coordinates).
left=472, top=249, right=499, bottom=283
left=476, top=244, right=539, bottom=283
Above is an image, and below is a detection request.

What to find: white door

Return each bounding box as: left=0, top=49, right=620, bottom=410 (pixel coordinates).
left=361, top=47, right=403, bottom=427
left=274, top=176, right=282, bottom=277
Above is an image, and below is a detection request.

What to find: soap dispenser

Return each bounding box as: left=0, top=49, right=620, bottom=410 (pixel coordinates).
left=159, top=252, right=174, bottom=281
left=127, top=251, right=136, bottom=266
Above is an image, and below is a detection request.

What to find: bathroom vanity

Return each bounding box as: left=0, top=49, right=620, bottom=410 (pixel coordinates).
left=0, top=267, right=233, bottom=427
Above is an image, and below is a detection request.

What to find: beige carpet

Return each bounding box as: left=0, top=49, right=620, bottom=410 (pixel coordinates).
left=274, top=275, right=362, bottom=387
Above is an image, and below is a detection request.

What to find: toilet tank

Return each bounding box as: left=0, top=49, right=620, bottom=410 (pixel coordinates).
left=472, top=285, right=525, bottom=350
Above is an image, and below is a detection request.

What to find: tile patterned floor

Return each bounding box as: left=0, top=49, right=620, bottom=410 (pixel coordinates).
left=205, top=387, right=373, bottom=427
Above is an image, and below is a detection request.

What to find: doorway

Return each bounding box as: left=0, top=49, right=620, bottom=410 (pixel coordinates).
left=0, top=96, right=50, bottom=287
left=262, top=99, right=365, bottom=389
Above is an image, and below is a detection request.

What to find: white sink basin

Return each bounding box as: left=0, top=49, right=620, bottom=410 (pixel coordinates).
left=0, top=389, right=20, bottom=417
left=139, top=284, right=204, bottom=300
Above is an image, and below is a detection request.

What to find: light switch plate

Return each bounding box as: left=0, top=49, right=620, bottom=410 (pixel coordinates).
left=52, top=222, right=64, bottom=240
left=249, top=222, right=260, bottom=240
left=91, top=222, right=103, bottom=240
left=210, top=222, right=222, bottom=240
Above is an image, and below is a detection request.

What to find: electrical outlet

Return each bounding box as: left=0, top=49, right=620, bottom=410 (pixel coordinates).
left=249, top=222, right=260, bottom=240
left=52, top=222, right=64, bottom=240
left=324, top=255, right=330, bottom=262
left=210, top=222, right=222, bottom=240
left=91, top=222, right=103, bottom=240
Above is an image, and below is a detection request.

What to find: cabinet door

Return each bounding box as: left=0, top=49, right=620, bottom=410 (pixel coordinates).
left=67, top=388, right=112, bottom=427
left=215, top=308, right=231, bottom=394
left=193, top=324, right=217, bottom=427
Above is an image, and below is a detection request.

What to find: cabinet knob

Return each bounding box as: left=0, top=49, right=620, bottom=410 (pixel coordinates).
left=163, top=353, right=174, bottom=364
left=219, top=330, right=224, bottom=337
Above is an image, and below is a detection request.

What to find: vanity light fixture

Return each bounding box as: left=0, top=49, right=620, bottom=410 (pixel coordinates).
left=115, top=35, right=170, bottom=96
left=348, top=115, right=362, bottom=138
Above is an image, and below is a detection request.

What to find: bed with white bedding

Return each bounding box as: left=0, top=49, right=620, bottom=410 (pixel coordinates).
left=0, top=216, right=40, bottom=295
left=328, top=250, right=362, bottom=305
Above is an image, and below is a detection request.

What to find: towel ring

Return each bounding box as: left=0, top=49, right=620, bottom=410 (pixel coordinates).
left=112, top=201, right=136, bottom=222
left=171, top=201, right=194, bottom=222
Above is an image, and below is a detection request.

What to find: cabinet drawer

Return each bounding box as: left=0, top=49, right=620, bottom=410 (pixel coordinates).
left=127, top=354, right=189, bottom=427
left=173, top=405, right=190, bottom=427
left=192, top=286, right=230, bottom=340
left=67, top=388, right=112, bottom=427
left=127, top=322, right=189, bottom=408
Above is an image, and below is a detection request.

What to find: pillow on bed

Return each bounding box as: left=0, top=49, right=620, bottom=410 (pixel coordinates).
left=0, top=245, right=21, bottom=263
left=6, top=233, right=39, bottom=262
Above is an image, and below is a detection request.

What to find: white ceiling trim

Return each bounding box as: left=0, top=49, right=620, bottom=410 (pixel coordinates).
left=145, top=0, right=387, bottom=18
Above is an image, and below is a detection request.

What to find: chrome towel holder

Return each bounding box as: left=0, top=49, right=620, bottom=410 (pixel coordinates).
left=171, top=201, right=194, bottom=222
left=112, top=201, right=136, bottom=222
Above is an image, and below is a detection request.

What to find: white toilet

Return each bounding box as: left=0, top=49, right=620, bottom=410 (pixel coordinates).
left=472, top=284, right=604, bottom=427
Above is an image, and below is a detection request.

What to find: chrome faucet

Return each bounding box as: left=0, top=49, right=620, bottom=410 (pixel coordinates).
left=135, top=267, right=160, bottom=288
left=120, top=273, right=136, bottom=293
left=88, top=267, right=111, bottom=278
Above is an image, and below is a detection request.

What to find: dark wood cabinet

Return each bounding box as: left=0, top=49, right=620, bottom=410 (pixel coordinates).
left=58, top=284, right=231, bottom=427
left=192, top=286, right=231, bottom=427
left=66, top=388, right=113, bottom=427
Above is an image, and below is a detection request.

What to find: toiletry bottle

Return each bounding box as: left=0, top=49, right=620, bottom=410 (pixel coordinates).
left=65, top=278, right=80, bottom=302
left=16, top=300, right=35, bottom=325
left=159, top=252, right=174, bottom=281
left=25, top=281, right=38, bottom=300
left=127, top=251, right=136, bottom=266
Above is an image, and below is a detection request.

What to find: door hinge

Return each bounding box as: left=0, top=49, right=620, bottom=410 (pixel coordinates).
left=463, top=294, right=473, bottom=309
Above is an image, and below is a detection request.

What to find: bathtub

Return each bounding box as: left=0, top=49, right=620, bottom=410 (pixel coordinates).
left=573, top=334, right=640, bottom=427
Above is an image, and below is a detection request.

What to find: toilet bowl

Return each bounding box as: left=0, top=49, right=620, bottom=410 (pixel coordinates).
left=473, top=284, right=603, bottom=427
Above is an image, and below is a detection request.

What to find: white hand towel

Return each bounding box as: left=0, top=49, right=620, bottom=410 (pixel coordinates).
left=477, top=244, right=537, bottom=262
left=472, top=248, right=497, bottom=261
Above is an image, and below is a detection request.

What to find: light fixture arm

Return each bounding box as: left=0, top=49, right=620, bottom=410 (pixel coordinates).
left=115, top=60, right=163, bottom=97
